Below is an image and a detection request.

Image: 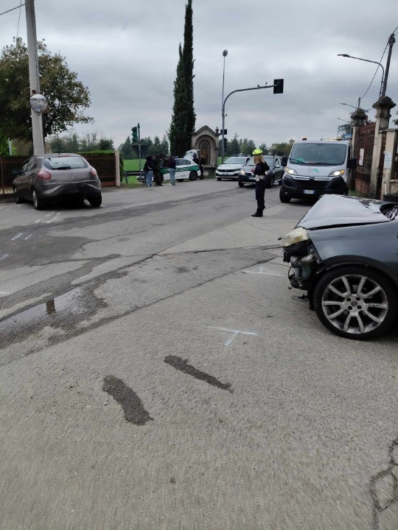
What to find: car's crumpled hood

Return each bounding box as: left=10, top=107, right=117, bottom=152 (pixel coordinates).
left=298, top=195, right=390, bottom=230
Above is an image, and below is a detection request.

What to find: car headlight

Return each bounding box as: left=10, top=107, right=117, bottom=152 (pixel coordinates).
left=328, top=169, right=345, bottom=177
left=239, top=169, right=245, bottom=176
left=281, top=227, right=310, bottom=247
left=285, top=167, right=297, bottom=176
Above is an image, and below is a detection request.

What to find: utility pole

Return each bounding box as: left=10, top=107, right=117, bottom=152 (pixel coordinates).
left=381, top=33, right=396, bottom=98
left=25, top=0, right=45, bottom=155
left=137, top=123, right=142, bottom=179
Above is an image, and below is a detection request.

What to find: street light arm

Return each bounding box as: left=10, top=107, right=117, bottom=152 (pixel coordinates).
left=222, top=84, right=273, bottom=115
left=338, top=54, right=385, bottom=97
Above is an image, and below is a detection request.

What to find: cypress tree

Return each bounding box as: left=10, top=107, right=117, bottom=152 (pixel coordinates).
left=183, top=0, right=195, bottom=139
left=169, top=0, right=195, bottom=156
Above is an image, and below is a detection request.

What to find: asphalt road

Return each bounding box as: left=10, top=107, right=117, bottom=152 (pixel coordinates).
left=1, top=180, right=397, bottom=530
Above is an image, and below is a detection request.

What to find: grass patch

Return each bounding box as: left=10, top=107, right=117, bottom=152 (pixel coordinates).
left=124, top=159, right=144, bottom=171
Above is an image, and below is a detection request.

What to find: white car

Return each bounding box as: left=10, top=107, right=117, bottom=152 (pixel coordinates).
left=216, top=156, right=250, bottom=180
left=138, top=158, right=201, bottom=183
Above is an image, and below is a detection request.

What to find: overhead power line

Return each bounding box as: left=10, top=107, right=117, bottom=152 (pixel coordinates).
left=0, top=1, right=28, bottom=17
left=361, top=41, right=389, bottom=100
left=16, top=0, right=22, bottom=38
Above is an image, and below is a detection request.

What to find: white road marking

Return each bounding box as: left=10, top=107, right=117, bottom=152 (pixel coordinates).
left=25, top=234, right=33, bottom=240
left=0, top=254, right=10, bottom=261
left=208, top=326, right=259, bottom=347
left=11, top=233, right=23, bottom=241
left=0, top=291, right=9, bottom=295
left=34, top=220, right=42, bottom=223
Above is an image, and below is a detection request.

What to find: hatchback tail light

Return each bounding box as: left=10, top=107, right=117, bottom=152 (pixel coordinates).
left=90, top=168, right=97, bottom=177
left=37, top=170, right=51, bottom=180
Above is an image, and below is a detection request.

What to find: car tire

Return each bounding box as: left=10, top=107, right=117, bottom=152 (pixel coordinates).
left=217, top=178, right=221, bottom=181
left=88, top=195, right=102, bottom=208
left=13, top=187, right=23, bottom=204
left=279, top=186, right=291, bottom=203
left=32, top=189, right=45, bottom=210
left=189, top=171, right=198, bottom=181
left=313, top=266, right=398, bottom=340
left=238, top=182, right=244, bottom=188
left=177, top=179, right=184, bottom=183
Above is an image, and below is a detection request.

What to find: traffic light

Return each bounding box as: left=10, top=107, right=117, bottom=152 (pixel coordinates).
left=132, top=126, right=138, bottom=143
left=223, top=138, right=228, bottom=151
left=273, top=79, right=284, bottom=94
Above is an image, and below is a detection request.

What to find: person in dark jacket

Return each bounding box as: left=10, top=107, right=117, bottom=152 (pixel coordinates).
left=251, top=148, right=270, bottom=217
left=167, top=156, right=177, bottom=186
left=143, top=156, right=155, bottom=187
left=153, top=155, right=163, bottom=186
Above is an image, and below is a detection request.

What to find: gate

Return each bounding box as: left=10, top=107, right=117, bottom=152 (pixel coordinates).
left=0, top=156, right=26, bottom=196
left=353, top=123, right=375, bottom=196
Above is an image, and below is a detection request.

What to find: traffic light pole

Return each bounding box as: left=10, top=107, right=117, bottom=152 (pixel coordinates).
left=221, top=82, right=279, bottom=162
left=137, top=123, right=142, bottom=179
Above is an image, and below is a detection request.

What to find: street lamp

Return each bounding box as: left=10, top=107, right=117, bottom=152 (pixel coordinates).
left=337, top=54, right=386, bottom=98
left=221, top=50, right=228, bottom=161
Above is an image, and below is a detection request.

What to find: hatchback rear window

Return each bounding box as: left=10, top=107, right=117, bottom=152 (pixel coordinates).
left=43, top=157, right=88, bottom=170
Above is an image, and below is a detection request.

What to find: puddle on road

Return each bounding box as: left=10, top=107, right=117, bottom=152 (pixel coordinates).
left=0, top=288, right=83, bottom=334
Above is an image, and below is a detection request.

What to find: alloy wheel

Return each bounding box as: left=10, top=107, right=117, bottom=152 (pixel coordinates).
left=321, top=274, right=388, bottom=335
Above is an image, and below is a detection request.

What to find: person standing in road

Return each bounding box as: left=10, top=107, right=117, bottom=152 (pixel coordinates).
left=167, top=156, right=177, bottom=186
left=143, top=156, right=155, bottom=187
left=153, top=155, right=164, bottom=186
left=251, top=148, right=270, bottom=217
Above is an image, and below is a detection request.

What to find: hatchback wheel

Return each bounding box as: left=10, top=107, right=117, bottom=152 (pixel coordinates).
left=32, top=189, right=45, bottom=210
left=189, top=171, right=198, bottom=181
left=238, top=182, right=244, bottom=188
left=314, top=266, right=398, bottom=340
left=88, top=195, right=102, bottom=208
left=13, top=187, right=23, bottom=204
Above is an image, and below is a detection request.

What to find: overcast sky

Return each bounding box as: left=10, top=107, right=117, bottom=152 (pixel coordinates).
left=1, top=0, right=397, bottom=150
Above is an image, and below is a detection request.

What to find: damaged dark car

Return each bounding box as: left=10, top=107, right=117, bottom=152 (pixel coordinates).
left=282, top=195, right=398, bottom=340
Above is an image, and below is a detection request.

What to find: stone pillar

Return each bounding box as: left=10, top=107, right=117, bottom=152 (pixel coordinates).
left=370, top=96, right=396, bottom=198
left=348, top=109, right=367, bottom=191
left=350, top=108, right=367, bottom=156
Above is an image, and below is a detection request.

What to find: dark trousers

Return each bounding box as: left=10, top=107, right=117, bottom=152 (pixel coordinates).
left=255, top=179, right=267, bottom=211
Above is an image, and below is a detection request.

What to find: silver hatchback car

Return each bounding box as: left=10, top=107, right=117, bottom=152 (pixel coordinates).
left=13, top=153, right=102, bottom=210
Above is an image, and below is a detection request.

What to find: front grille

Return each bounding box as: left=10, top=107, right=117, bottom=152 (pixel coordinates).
left=295, top=180, right=327, bottom=190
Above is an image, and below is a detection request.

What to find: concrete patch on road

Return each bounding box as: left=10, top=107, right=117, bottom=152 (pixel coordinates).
left=0, top=261, right=88, bottom=297
left=71, top=256, right=145, bottom=285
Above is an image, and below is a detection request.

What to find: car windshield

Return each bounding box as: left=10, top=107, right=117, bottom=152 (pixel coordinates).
left=43, top=157, right=88, bottom=170
left=289, top=143, right=347, bottom=166
left=224, top=157, right=247, bottom=165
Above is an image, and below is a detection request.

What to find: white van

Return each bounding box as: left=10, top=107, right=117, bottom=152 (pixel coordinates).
left=280, top=138, right=357, bottom=203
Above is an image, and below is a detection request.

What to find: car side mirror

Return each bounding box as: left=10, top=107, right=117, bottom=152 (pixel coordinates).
left=347, top=157, right=357, bottom=170
left=281, top=156, right=288, bottom=167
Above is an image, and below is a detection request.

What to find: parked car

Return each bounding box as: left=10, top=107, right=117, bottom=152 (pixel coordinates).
left=137, top=158, right=201, bottom=183
left=13, top=154, right=102, bottom=210
left=216, top=156, right=250, bottom=180
left=281, top=195, right=398, bottom=340
left=238, top=156, right=284, bottom=188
